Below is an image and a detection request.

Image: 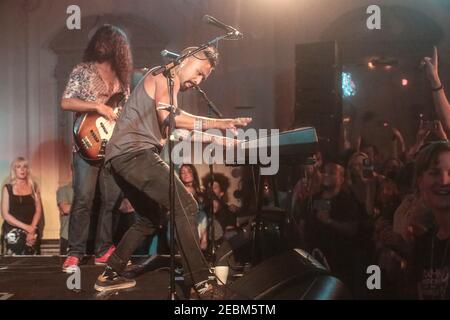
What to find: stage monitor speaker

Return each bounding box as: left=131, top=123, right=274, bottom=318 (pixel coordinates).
left=228, top=248, right=350, bottom=300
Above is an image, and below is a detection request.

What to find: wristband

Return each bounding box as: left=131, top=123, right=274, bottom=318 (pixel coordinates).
left=194, top=118, right=202, bottom=131
left=432, top=84, right=444, bottom=92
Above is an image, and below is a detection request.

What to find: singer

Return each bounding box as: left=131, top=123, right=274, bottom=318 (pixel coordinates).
left=93, top=45, right=251, bottom=299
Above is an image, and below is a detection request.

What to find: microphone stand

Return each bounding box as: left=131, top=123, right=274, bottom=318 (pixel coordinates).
left=194, top=85, right=224, bottom=262
left=151, top=32, right=235, bottom=301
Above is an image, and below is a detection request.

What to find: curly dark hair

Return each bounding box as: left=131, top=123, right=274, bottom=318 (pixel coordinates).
left=202, top=172, right=230, bottom=200
left=83, top=24, right=133, bottom=90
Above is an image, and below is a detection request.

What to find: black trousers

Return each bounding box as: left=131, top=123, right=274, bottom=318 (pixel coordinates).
left=106, top=148, right=210, bottom=286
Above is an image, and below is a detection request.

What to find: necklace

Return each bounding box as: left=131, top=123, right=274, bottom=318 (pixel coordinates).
left=431, top=234, right=450, bottom=269
left=430, top=231, right=450, bottom=299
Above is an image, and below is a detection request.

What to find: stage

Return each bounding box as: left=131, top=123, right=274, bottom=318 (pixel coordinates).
left=0, top=255, right=189, bottom=300
left=0, top=249, right=352, bottom=300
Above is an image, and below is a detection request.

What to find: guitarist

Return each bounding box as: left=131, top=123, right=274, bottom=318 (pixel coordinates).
left=60, top=24, right=133, bottom=272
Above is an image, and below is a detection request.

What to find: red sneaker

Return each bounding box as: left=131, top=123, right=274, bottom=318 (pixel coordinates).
left=62, top=256, right=80, bottom=273
left=95, top=246, right=116, bottom=265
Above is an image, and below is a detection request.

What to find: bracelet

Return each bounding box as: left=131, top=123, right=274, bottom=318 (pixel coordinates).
left=202, top=119, right=216, bottom=129
left=194, top=118, right=202, bottom=131
left=432, top=84, right=444, bottom=92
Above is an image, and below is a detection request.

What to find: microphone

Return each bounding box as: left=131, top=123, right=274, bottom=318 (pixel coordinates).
left=202, top=15, right=243, bottom=39
left=161, top=49, right=180, bottom=60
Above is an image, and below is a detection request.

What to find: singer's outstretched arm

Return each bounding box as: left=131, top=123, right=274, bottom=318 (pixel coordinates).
left=145, top=71, right=251, bottom=131
left=424, top=47, right=450, bottom=131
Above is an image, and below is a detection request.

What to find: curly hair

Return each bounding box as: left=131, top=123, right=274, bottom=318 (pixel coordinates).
left=83, top=24, right=133, bottom=90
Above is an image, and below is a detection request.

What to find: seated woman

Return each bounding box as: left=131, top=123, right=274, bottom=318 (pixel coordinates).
left=202, top=172, right=237, bottom=241
left=179, top=164, right=212, bottom=251
left=1, top=157, right=42, bottom=255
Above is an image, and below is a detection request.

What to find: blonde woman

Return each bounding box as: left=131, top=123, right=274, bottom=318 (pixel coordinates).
left=1, top=157, right=42, bottom=255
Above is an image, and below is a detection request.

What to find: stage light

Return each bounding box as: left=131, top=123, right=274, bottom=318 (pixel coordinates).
left=401, top=78, right=408, bottom=86
left=369, top=57, right=398, bottom=71
left=342, top=72, right=356, bottom=97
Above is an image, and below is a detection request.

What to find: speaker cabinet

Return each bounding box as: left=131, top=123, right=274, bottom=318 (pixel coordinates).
left=294, top=41, right=342, bottom=160
left=228, top=249, right=350, bottom=300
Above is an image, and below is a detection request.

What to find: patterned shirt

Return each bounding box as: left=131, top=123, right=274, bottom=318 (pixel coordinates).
left=62, top=62, right=129, bottom=152
left=62, top=62, right=127, bottom=104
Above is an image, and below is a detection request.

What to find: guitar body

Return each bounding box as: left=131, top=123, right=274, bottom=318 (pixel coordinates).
left=73, top=92, right=125, bottom=162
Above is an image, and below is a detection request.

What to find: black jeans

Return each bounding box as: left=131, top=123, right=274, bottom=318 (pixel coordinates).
left=106, top=148, right=210, bottom=286
left=68, top=152, right=122, bottom=259
left=60, top=238, right=69, bottom=255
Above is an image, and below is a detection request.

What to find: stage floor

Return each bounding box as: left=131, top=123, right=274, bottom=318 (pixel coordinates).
left=0, top=255, right=188, bottom=300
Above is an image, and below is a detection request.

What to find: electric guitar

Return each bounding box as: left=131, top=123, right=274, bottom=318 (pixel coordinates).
left=73, top=92, right=125, bottom=162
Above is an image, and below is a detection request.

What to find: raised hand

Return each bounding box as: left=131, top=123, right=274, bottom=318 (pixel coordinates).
left=416, top=120, right=431, bottom=144
left=391, top=127, right=402, bottom=140
left=434, top=120, right=448, bottom=141
left=423, top=46, right=441, bottom=88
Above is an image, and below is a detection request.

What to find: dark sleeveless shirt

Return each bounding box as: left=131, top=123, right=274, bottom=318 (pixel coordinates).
left=3, top=184, right=35, bottom=232
left=105, top=71, right=163, bottom=162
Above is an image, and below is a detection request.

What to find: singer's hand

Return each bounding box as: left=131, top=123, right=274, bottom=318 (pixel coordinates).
left=423, top=47, right=441, bottom=88
left=234, top=117, right=252, bottom=127
left=217, top=117, right=252, bottom=133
